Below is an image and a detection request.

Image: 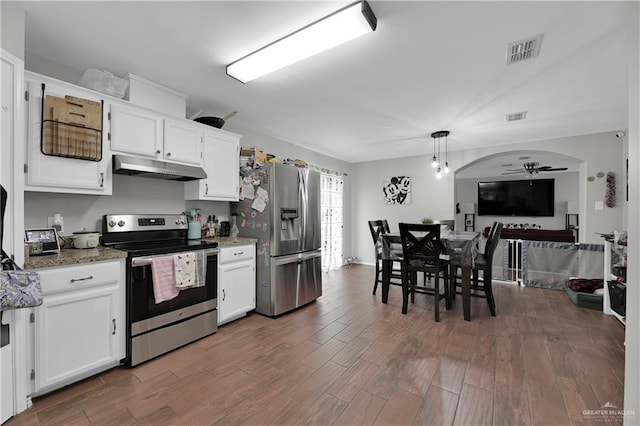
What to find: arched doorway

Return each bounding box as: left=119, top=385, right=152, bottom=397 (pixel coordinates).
left=453, top=150, right=583, bottom=239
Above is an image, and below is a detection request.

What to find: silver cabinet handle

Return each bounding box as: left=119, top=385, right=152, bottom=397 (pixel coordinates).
left=70, top=275, right=93, bottom=283
left=234, top=251, right=244, bottom=256
left=99, top=172, right=104, bottom=187
left=222, top=289, right=226, bottom=301
left=205, top=183, right=208, bottom=195
left=156, top=149, right=161, bottom=154
left=166, top=152, right=172, bottom=157
left=112, top=319, right=116, bottom=335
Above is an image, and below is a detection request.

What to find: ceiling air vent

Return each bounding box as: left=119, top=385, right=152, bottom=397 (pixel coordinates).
left=506, top=111, right=527, bottom=122
left=507, top=34, right=543, bottom=64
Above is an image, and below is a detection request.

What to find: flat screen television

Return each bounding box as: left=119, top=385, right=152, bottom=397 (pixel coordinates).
left=477, top=178, right=555, bottom=217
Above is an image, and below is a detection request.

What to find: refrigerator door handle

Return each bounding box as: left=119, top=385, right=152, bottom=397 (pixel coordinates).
left=298, top=168, right=308, bottom=248
left=296, top=258, right=301, bottom=307
left=272, top=249, right=322, bottom=266
left=300, top=250, right=322, bottom=261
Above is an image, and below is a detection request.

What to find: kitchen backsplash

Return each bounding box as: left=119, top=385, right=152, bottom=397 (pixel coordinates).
left=24, top=175, right=230, bottom=235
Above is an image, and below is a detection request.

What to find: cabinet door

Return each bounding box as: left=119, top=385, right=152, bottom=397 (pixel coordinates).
left=218, top=246, right=256, bottom=325
left=33, top=260, right=124, bottom=395
left=110, top=103, right=163, bottom=158
left=186, top=129, right=239, bottom=201
left=25, top=77, right=111, bottom=194
left=163, top=118, right=203, bottom=165
left=34, top=282, right=120, bottom=393
left=1, top=50, right=21, bottom=424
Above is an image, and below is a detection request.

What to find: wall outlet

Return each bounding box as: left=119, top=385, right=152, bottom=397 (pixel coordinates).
left=595, top=201, right=604, bottom=211
left=47, top=216, right=63, bottom=233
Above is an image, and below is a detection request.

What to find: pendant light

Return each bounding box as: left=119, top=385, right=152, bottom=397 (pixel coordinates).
left=431, top=135, right=438, bottom=168
left=430, top=130, right=450, bottom=178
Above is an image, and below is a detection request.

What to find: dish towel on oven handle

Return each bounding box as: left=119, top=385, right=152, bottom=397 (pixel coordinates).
left=173, top=252, right=196, bottom=289
left=151, top=256, right=178, bottom=303
left=193, top=251, right=207, bottom=288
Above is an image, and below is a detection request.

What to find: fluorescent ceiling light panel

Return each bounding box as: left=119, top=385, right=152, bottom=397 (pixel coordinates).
left=227, top=1, right=377, bottom=83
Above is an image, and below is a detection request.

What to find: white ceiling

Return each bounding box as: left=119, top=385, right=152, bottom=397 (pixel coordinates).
left=15, top=1, right=629, bottom=165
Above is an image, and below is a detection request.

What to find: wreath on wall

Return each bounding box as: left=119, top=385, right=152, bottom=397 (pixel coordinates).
left=605, top=172, right=616, bottom=208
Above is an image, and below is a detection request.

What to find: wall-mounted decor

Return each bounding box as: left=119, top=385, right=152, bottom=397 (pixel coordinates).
left=383, top=176, right=411, bottom=205
left=605, top=172, right=616, bottom=207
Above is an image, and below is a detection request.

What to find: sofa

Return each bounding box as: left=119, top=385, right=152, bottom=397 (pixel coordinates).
left=483, top=227, right=575, bottom=243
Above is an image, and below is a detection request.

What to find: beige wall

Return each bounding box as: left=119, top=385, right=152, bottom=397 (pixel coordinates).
left=1, top=2, right=25, bottom=59
left=351, top=131, right=624, bottom=265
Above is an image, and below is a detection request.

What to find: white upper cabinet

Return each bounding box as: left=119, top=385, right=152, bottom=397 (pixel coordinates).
left=109, top=103, right=203, bottom=166
left=185, top=128, right=240, bottom=201
left=109, top=103, right=163, bottom=158
left=24, top=72, right=112, bottom=195
left=164, top=117, right=203, bottom=165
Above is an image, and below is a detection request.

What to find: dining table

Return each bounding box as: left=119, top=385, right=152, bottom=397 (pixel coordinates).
left=377, top=230, right=481, bottom=321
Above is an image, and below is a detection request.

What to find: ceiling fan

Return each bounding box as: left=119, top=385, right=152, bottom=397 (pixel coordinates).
left=502, top=161, right=568, bottom=176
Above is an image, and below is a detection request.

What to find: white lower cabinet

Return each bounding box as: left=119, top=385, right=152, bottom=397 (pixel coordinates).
left=33, top=260, right=124, bottom=395
left=218, top=245, right=256, bottom=325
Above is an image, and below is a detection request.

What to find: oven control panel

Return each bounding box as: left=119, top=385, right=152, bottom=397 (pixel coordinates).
left=103, top=214, right=188, bottom=232
left=138, top=218, right=165, bottom=226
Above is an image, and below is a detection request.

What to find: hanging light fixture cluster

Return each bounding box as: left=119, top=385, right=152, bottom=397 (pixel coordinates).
left=430, top=130, right=450, bottom=179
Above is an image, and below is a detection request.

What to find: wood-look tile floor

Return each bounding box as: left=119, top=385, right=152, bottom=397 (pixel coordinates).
left=7, top=265, right=626, bottom=425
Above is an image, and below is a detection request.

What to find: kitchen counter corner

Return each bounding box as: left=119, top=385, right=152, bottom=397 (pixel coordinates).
left=24, top=247, right=128, bottom=270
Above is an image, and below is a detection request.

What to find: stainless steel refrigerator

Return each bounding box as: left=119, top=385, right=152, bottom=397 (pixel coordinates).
left=232, top=163, right=322, bottom=316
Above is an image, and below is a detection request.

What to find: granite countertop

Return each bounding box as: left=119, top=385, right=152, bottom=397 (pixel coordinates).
left=203, top=237, right=258, bottom=247
left=23, top=238, right=256, bottom=270
left=24, top=247, right=128, bottom=270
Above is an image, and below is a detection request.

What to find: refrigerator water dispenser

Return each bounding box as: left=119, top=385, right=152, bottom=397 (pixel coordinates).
left=280, top=208, right=299, bottom=235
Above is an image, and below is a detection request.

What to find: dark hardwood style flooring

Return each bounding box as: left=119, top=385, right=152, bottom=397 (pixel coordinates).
left=7, top=265, right=625, bottom=425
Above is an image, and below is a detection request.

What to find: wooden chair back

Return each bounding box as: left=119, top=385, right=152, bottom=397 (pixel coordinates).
left=398, top=223, right=442, bottom=265
left=485, top=222, right=504, bottom=261
left=368, top=220, right=390, bottom=244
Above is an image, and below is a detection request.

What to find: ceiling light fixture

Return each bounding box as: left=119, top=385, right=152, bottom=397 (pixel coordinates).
left=226, top=1, right=377, bottom=83
left=431, top=130, right=450, bottom=179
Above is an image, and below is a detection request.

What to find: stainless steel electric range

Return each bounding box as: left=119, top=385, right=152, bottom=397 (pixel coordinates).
left=102, top=214, right=218, bottom=366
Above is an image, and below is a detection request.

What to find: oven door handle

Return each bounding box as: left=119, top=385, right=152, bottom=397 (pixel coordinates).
left=131, top=249, right=219, bottom=267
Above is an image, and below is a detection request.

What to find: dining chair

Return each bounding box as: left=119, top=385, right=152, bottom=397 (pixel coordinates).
left=450, top=220, right=497, bottom=295
left=471, top=221, right=503, bottom=316
left=398, top=223, right=450, bottom=321
left=368, top=220, right=402, bottom=295
left=450, top=221, right=503, bottom=316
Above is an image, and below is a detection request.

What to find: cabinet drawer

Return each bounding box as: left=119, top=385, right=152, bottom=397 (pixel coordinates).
left=38, top=261, right=120, bottom=295
left=219, top=245, right=255, bottom=264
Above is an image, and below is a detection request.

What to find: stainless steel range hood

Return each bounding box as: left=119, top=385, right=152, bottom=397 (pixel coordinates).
left=113, top=155, right=206, bottom=181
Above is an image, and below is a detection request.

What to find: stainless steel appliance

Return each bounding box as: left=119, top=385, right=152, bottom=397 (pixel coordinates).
left=232, top=163, right=322, bottom=316
left=112, top=154, right=207, bottom=181
left=102, top=214, right=218, bottom=366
